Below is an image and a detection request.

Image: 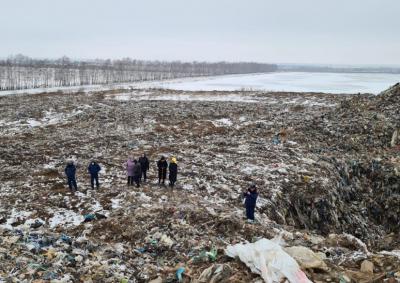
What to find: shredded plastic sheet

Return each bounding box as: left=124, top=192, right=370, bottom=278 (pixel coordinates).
left=225, top=237, right=312, bottom=283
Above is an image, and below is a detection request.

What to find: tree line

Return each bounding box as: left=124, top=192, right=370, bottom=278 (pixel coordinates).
left=0, top=54, right=277, bottom=91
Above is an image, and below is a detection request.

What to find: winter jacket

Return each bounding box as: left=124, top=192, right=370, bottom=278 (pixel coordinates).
left=65, top=164, right=76, bottom=178
left=157, top=159, right=168, bottom=173
left=88, top=162, right=101, bottom=176
left=244, top=190, right=258, bottom=207
left=126, top=159, right=135, bottom=177
left=169, top=162, right=178, bottom=182
left=133, top=163, right=142, bottom=177
left=139, top=156, right=150, bottom=172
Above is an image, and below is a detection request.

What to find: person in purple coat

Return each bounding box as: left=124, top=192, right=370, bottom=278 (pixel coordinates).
left=126, top=157, right=135, bottom=186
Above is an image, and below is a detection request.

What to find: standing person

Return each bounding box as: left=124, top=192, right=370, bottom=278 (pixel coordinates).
left=157, top=156, right=168, bottom=185
left=243, top=184, right=258, bottom=223
left=88, top=160, right=101, bottom=189
left=168, top=157, right=178, bottom=187
left=133, top=159, right=142, bottom=188
left=139, top=153, right=150, bottom=182
left=65, top=160, right=78, bottom=192
left=126, top=157, right=135, bottom=186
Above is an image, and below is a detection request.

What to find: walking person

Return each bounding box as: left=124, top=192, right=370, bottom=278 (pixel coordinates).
left=168, top=157, right=178, bottom=187
left=157, top=156, right=168, bottom=185
left=65, top=160, right=78, bottom=192
left=133, top=159, right=142, bottom=188
left=126, top=157, right=135, bottom=186
left=88, top=160, right=101, bottom=189
left=243, top=184, right=258, bottom=223
left=139, top=153, right=150, bottom=182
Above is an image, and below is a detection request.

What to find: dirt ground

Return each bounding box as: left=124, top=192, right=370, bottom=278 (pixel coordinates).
left=0, top=86, right=399, bottom=282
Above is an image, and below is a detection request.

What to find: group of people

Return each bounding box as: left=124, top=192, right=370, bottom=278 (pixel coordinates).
left=65, top=154, right=259, bottom=223
left=65, top=160, right=102, bottom=192
left=125, top=154, right=178, bottom=188
left=64, top=154, right=179, bottom=191
left=126, top=154, right=150, bottom=187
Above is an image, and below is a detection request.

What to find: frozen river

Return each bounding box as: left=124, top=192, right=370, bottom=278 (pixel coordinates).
left=147, top=72, right=400, bottom=94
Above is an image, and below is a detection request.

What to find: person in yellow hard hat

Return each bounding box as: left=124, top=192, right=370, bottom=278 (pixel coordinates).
left=169, top=157, right=178, bottom=187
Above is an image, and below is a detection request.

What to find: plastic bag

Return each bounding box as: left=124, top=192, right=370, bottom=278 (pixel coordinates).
left=176, top=267, right=185, bottom=282
left=225, top=237, right=312, bottom=283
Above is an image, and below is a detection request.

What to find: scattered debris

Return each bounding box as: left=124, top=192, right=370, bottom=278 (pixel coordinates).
left=0, top=85, right=400, bottom=281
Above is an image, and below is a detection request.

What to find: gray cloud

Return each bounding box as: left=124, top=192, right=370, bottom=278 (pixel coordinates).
left=1, top=0, right=399, bottom=64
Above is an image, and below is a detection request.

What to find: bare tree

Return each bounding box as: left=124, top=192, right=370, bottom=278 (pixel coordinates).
left=0, top=55, right=278, bottom=91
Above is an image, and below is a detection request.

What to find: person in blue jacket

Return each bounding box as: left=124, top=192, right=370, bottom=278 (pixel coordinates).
left=243, top=184, right=258, bottom=223
left=65, top=160, right=78, bottom=192
left=88, top=160, right=101, bottom=189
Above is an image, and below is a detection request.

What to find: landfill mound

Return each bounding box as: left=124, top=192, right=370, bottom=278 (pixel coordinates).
left=263, top=84, right=400, bottom=249
left=0, top=86, right=399, bottom=282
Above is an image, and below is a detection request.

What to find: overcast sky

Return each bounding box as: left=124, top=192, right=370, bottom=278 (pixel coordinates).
left=1, top=0, right=399, bottom=65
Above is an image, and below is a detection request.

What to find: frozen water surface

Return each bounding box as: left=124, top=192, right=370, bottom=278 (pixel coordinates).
left=147, top=72, right=400, bottom=94
left=1, top=72, right=399, bottom=96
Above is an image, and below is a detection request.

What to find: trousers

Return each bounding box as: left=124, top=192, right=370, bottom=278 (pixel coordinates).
left=67, top=177, right=78, bottom=191
left=246, top=205, right=255, bottom=220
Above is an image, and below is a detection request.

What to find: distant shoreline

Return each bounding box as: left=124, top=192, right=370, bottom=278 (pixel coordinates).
left=1, top=71, right=399, bottom=96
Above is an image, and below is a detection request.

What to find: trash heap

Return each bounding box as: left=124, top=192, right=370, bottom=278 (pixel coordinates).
left=0, top=85, right=399, bottom=282
left=260, top=84, right=400, bottom=248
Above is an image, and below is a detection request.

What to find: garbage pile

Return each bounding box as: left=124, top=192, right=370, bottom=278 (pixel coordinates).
left=0, top=86, right=399, bottom=282
left=260, top=84, right=400, bottom=249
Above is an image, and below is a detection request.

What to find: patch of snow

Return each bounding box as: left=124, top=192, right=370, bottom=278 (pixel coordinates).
left=212, top=118, right=233, bottom=127
left=91, top=200, right=103, bottom=212
left=27, top=119, right=42, bottom=127
left=379, top=250, right=400, bottom=259
left=0, top=210, right=33, bottom=230
left=125, top=93, right=258, bottom=103
left=182, top=184, right=194, bottom=191
left=111, top=198, right=122, bottom=209
left=48, top=209, right=84, bottom=228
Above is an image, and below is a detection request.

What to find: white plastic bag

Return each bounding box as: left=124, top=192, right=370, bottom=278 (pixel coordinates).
left=225, top=237, right=312, bottom=283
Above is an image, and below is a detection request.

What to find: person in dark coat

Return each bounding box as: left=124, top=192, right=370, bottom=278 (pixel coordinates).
left=138, top=153, right=150, bottom=182
left=243, top=184, right=258, bottom=223
left=157, top=156, right=168, bottom=185
left=88, top=161, right=101, bottom=189
left=133, top=160, right=142, bottom=188
left=168, top=157, right=178, bottom=187
left=65, top=160, right=78, bottom=192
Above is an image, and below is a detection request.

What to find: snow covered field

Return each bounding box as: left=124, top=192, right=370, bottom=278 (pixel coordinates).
left=147, top=72, right=400, bottom=94
left=1, top=72, right=399, bottom=96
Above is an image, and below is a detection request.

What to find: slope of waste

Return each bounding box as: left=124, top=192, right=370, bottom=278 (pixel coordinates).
left=0, top=86, right=399, bottom=282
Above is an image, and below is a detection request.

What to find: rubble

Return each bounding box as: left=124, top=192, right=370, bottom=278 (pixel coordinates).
left=360, top=260, right=374, bottom=274
left=284, top=246, right=328, bottom=271
left=0, top=84, right=399, bottom=282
